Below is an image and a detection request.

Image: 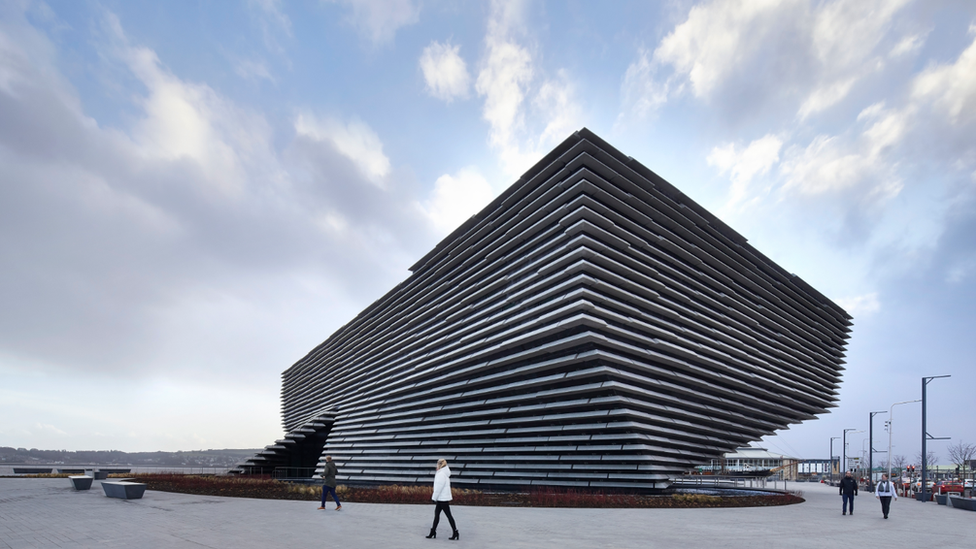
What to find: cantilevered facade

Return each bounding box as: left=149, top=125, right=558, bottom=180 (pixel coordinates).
left=234, top=129, right=851, bottom=490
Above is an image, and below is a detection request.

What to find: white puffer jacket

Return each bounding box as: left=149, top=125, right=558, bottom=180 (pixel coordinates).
left=432, top=466, right=453, bottom=502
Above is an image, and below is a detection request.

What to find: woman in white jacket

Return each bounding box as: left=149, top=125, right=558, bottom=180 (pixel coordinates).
left=426, top=459, right=459, bottom=540
left=875, top=473, right=898, bottom=519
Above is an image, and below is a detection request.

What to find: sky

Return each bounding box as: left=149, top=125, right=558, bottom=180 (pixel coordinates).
left=1, top=0, right=974, bottom=468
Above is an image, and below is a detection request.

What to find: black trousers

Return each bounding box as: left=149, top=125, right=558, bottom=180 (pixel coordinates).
left=432, top=501, right=457, bottom=532
left=879, top=496, right=892, bottom=517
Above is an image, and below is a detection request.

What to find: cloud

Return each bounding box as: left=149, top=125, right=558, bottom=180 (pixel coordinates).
left=799, top=0, right=910, bottom=119
left=328, top=0, right=420, bottom=45
left=249, top=0, right=293, bottom=54
left=0, top=7, right=432, bottom=389
left=419, top=168, right=495, bottom=235
left=707, top=134, right=783, bottom=209
left=890, top=32, right=926, bottom=58
left=294, top=113, right=391, bottom=187
left=419, top=40, right=470, bottom=102
left=620, top=0, right=914, bottom=121
left=653, top=0, right=794, bottom=100
left=475, top=0, right=582, bottom=179
left=534, top=70, right=582, bottom=150
left=476, top=2, right=535, bottom=176
left=251, top=0, right=292, bottom=35
left=781, top=106, right=907, bottom=198
left=619, top=48, right=669, bottom=122
left=774, top=31, right=976, bottom=208
left=835, top=292, right=881, bottom=317
left=912, top=30, right=976, bottom=124
left=234, top=58, right=275, bottom=83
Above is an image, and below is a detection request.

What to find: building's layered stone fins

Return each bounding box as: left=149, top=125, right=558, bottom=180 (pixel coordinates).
left=231, top=411, right=336, bottom=475
left=268, top=129, right=850, bottom=490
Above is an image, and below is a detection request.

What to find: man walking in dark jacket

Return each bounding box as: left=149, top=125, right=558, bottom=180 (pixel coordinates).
left=318, top=455, right=342, bottom=511
left=839, top=470, right=858, bottom=515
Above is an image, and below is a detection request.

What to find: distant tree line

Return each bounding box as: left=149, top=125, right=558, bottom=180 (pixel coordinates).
left=0, top=447, right=260, bottom=467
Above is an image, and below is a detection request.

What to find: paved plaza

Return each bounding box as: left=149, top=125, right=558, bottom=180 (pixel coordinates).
left=0, top=478, right=973, bottom=548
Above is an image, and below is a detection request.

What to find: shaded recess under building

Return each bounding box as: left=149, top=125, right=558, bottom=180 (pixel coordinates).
left=232, top=128, right=851, bottom=490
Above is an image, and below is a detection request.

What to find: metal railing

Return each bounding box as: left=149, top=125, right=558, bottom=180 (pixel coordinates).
left=674, top=474, right=792, bottom=491
left=272, top=467, right=319, bottom=480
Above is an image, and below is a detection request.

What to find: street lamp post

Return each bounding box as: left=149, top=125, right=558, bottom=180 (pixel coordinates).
left=868, top=410, right=887, bottom=492
left=830, top=437, right=840, bottom=484
left=921, top=375, right=951, bottom=502
left=843, top=429, right=862, bottom=476
left=886, top=399, right=921, bottom=480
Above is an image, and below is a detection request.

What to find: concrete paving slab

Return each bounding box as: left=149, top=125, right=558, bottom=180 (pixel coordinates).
left=0, top=479, right=972, bottom=548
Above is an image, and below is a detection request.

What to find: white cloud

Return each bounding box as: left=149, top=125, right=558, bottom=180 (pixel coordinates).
left=234, top=58, right=275, bottom=83
left=781, top=105, right=908, bottom=197
left=419, top=41, right=470, bottom=102
left=294, top=113, right=391, bottom=187
left=890, top=32, right=926, bottom=57
left=534, top=71, right=581, bottom=150
left=249, top=0, right=293, bottom=54
left=101, top=13, right=271, bottom=197
left=420, top=168, right=495, bottom=235
left=653, top=0, right=792, bottom=100
left=772, top=32, right=976, bottom=208
left=329, top=0, right=419, bottom=45
left=708, top=134, right=783, bottom=209
left=619, top=48, right=669, bottom=123
left=835, top=292, right=880, bottom=317
left=621, top=0, right=913, bottom=120
left=856, top=101, right=886, bottom=122
left=475, top=0, right=582, bottom=178
left=476, top=8, right=534, bottom=176
left=800, top=0, right=910, bottom=119
left=912, top=33, right=976, bottom=124
left=797, top=77, right=856, bottom=120
left=251, top=0, right=292, bottom=35
left=0, top=7, right=431, bottom=397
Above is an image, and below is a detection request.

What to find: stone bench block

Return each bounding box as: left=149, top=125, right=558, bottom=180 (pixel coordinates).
left=101, top=481, right=147, bottom=500
left=948, top=495, right=976, bottom=511
left=69, top=476, right=93, bottom=490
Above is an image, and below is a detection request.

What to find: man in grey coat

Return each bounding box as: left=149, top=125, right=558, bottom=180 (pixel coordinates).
left=318, top=455, right=342, bottom=511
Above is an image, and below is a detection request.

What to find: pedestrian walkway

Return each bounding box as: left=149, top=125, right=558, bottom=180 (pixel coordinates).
left=0, top=479, right=972, bottom=548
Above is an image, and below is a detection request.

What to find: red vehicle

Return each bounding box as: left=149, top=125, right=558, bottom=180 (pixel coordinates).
left=937, top=481, right=965, bottom=495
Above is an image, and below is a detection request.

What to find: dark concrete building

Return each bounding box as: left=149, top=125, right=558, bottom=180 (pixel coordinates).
left=233, top=129, right=851, bottom=490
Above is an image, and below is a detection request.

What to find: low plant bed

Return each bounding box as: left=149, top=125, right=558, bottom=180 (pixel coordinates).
left=124, top=474, right=804, bottom=508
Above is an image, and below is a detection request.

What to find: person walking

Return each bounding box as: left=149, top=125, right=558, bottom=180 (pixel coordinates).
left=318, top=455, right=342, bottom=511
left=839, top=470, right=858, bottom=515
left=426, top=459, right=459, bottom=540
left=875, top=473, right=898, bottom=519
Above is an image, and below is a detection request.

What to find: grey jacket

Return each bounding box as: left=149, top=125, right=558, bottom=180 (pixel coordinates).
left=323, top=462, right=338, bottom=488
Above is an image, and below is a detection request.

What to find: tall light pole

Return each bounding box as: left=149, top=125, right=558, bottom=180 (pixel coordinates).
left=921, top=375, right=951, bottom=502
left=868, top=410, right=887, bottom=492
left=886, top=399, right=921, bottom=479
left=843, top=428, right=862, bottom=475
left=830, top=437, right=840, bottom=483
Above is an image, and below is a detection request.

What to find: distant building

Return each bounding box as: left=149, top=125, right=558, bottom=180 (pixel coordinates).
left=701, top=447, right=801, bottom=479
left=234, top=129, right=851, bottom=490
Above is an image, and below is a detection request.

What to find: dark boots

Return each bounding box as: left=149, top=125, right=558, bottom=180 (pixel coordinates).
left=426, top=528, right=459, bottom=541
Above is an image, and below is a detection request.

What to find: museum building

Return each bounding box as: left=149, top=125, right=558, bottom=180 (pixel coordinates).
left=232, top=129, right=851, bottom=490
